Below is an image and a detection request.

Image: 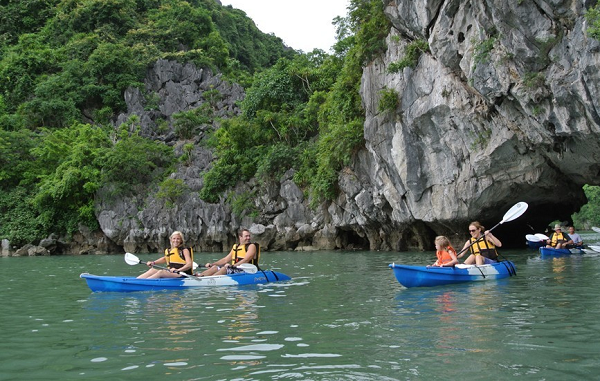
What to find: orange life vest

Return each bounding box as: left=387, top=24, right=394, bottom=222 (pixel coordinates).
left=436, top=246, right=457, bottom=265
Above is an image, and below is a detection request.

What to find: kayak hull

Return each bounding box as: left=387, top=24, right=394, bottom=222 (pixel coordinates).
left=80, top=270, right=291, bottom=292
left=539, top=247, right=584, bottom=257
left=388, top=261, right=517, bottom=288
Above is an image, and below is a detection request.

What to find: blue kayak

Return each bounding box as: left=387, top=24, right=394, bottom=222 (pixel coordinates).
left=80, top=270, right=291, bottom=292
left=388, top=261, right=517, bottom=288
left=539, top=247, right=584, bottom=257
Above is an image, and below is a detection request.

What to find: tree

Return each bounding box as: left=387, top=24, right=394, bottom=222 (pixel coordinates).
left=572, top=185, right=600, bottom=228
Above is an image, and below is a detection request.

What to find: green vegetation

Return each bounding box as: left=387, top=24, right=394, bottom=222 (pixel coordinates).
left=523, top=72, right=546, bottom=89
left=586, top=3, right=600, bottom=40
left=388, top=39, right=429, bottom=73
left=0, top=0, right=297, bottom=245
left=469, top=128, right=492, bottom=150
left=0, top=0, right=392, bottom=245
left=156, top=178, right=187, bottom=208
left=572, top=185, right=600, bottom=228
left=200, top=0, right=390, bottom=206
left=378, top=88, right=399, bottom=113
left=473, top=36, right=497, bottom=64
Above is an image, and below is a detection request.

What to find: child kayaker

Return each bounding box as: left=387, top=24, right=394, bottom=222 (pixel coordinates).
left=430, top=235, right=458, bottom=267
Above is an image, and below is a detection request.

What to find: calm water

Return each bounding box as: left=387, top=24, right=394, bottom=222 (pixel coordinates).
left=2, top=240, right=600, bottom=380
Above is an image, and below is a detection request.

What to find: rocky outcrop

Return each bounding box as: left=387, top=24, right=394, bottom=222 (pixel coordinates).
left=39, top=1, right=600, bottom=255
left=352, top=0, right=599, bottom=248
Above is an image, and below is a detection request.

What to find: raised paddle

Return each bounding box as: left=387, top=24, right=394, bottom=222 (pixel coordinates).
left=526, top=234, right=541, bottom=242
left=457, top=201, right=529, bottom=256
left=526, top=233, right=550, bottom=242
left=592, top=227, right=600, bottom=234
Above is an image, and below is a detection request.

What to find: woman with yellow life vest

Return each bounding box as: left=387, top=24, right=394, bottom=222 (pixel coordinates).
left=428, top=236, right=458, bottom=267
left=137, top=231, right=193, bottom=279
left=545, top=224, right=573, bottom=249
left=457, top=221, right=502, bottom=265
left=198, top=228, right=259, bottom=277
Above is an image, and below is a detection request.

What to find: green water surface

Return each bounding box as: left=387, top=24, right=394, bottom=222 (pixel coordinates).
left=2, top=245, right=600, bottom=380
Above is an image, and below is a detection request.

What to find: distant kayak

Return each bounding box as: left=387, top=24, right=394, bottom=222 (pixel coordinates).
left=539, top=247, right=584, bottom=257
left=388, top=261, right=517, bottom=288
left=80, top=270, right=291, bottom=292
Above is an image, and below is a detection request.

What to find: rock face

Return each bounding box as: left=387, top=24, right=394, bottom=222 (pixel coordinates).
left=40, top=2, right=600, bottom=255
left=354, top=0, right=599, bottom=248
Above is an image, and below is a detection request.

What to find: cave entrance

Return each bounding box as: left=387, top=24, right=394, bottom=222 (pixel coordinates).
left=338, top=229, right=369, bottom=250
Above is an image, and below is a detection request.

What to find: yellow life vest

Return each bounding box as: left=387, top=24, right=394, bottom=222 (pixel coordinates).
left=164, top=247, right=193, bottom=274
left=469, top=237, right=498, bottom=260
left=550, top=232, right=569, bottom=247
left=231, top=243, right=260, bottom=266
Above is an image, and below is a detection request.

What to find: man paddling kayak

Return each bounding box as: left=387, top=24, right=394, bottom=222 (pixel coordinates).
left=197, top=228, right=260, bottom=276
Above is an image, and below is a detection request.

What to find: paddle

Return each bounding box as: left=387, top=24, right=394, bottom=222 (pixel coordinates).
left=457, top=201, right=529, bottom=257
left=592, top=227, right=600, bottom=234
left=124, top=252, right=199, bottom=279
left=589, top=245, right=600, bottom=253
left=525, top=233, right=550, bottom=242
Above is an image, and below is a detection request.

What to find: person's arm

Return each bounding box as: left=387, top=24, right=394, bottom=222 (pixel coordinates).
left=563, top=233, right=573, bottom=245
left=206, top=251, right=232, bottom=268
left=442, top=249, right=458, bottom=267
left=484, top=230, right=501, bottom=247
left=146, top=256, right=166, bottom=267
left=457, top=241, right=470, bottom=259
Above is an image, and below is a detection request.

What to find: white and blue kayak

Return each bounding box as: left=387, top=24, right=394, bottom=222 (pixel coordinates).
left=80, top=270, right=291, bottom=292
left=388, top=261, right=517, bottom=288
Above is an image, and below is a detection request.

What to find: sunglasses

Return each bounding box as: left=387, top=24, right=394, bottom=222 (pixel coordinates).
left=469, top=229, right=478, bottom=232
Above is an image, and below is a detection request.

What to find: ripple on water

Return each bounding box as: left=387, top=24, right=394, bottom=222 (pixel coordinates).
left=217, top=344, right=284, bottom=351
left=221, top=355, right=266, bottom=361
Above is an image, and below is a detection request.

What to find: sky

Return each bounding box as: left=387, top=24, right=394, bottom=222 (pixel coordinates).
left=219, top=0, right=350, bottom=52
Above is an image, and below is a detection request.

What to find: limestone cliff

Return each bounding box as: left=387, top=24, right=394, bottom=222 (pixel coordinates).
left=45, top=1, right=600, bottom=255
left=352, top=0, right=600, bottom=249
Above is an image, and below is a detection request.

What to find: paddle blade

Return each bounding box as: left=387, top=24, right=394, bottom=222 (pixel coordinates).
left=592, top=227, right=600, bottom=234
left=236, top=263, right=258, bottom=274
left=526, top=234, right=541, bottom=242
left=124, top=252, right=142, bottom=266
left=501, top=202, right=528, bottom=224
left=535, top=233, right=549, bottom=240
left=589, top=245, right=600, bottom=253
